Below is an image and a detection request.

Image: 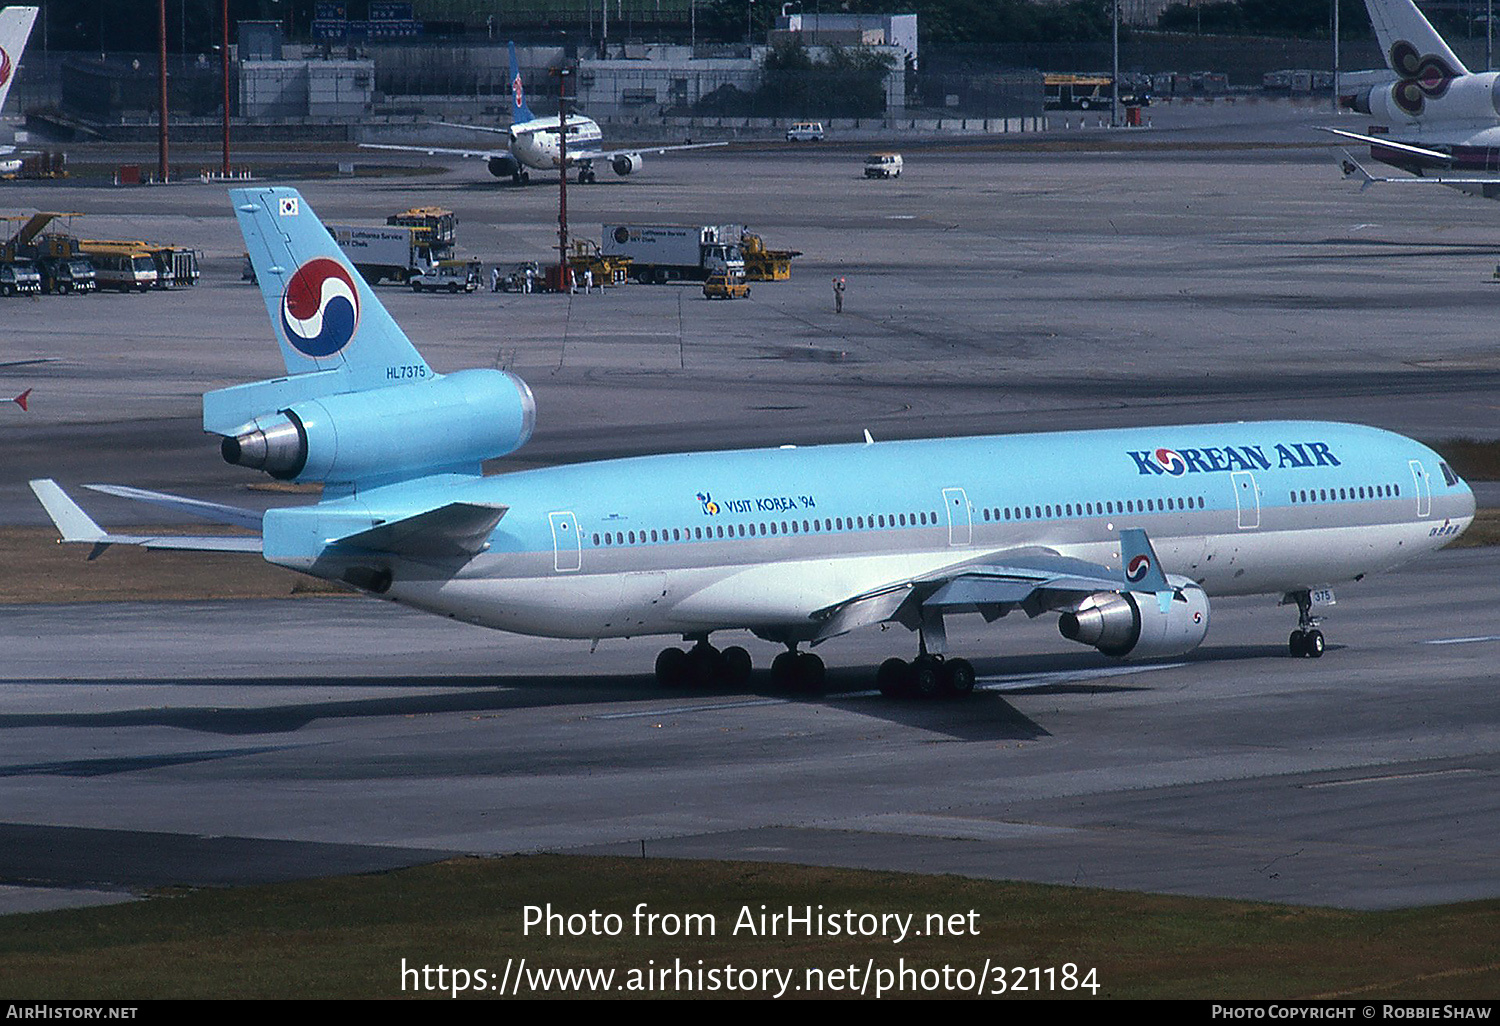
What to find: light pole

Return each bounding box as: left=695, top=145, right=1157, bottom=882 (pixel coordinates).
left=1111, top=0, right=1120, bottom=127
left=747, top=0, right=755, bottom=46
left=1333, top=0, right=1341, bottom=114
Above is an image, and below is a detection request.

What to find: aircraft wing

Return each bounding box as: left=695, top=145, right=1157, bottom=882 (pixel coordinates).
left=570, top=141, right=728, bottom=161
left=1335, top=149, right=1500, bottom=188
left=810, top=531, right=1175, bottom=643
left=328, top=502, right=508, bottom=561
left=426, top=120, right=511, bottom=138
left=1317, top=127, right=1452, bottom=162
left=29, top=480, right=263, bottom=554
left=359, top=142, right=510, bottom=161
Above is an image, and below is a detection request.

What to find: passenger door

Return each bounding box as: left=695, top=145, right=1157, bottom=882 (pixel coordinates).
left=549, top=511, right=581, bottom=572
left=1409, top=460, right=1431, bottom=518
left=942, top=487, right=972, bottom=546
left=1232, top=471, right=1260, bottom=530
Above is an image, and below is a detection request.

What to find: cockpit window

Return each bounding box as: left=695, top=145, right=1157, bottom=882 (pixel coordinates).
left=1440, top=462, right=1458, bottom=487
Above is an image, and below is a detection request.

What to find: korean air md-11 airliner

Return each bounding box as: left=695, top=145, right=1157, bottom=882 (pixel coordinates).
left=31, top=188, right=1475, bottom=696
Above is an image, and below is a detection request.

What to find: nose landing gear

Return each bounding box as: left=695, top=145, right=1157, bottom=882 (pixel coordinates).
left=1286, top=590, right=1326, bottom=658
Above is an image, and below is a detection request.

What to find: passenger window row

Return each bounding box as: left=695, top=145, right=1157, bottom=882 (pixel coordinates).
left=592, top=509, right=944, bottom=548
left=1289, top=483, right=1400, bottom=504
left=981, top=495, right=1206, bottom=523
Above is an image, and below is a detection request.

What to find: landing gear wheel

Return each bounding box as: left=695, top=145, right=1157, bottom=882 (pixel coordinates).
left=1289, top=631, right=1306, bottom=657
left=721, top=645, right=753, bottom=687
left=655, top=647, right=687, bottom=686
left=794, top=652, right=825, bottom=694
left=770, top=651, right=798, bottom=690
left=941, top=658, right=975, bottom=697
left=683, top=643, right=726, bottom=687
left=910, top=655, right=942, bottom=699
left=1304, top=630, right=1324, bottom=658
left=877, top=657, right=909, bottom=697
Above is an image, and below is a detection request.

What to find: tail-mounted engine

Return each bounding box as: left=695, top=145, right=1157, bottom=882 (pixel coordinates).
left=1058, top=579, right=1210, bottom=659
left=221, top=368, right=536, bottom=484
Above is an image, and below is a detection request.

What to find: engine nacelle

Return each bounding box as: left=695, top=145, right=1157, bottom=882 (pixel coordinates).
left=1057, top=578, right=1210, bottom=659
left=1361, top=71, right=1500, bottom=123
left=488, top=154, right=521, bottom=178
left=221, top=368, right=536, bottom=484
left=1343, top=86, right=1376, bottom=115
left=611, top=153, right=642, bottom=176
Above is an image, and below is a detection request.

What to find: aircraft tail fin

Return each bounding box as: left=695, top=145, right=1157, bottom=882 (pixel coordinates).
left=230, top=186, right=431, bottom=387
left=1365, top=0, right=1469, bottom=78
left=0, top=7, right=39, bottom=116
left=509, top=41, right=537, bottom=123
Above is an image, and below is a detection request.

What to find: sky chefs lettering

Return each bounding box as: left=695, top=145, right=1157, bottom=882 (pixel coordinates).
left=1129, top=442, right=1341, bottom=476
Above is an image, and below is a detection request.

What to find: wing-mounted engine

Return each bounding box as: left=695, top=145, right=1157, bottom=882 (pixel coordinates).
left=220, top=368, right=536, bottom=484
left=1057, top=576, right=1210, bottom=659
left=612, top=153, right=642, bottom=176
left=488, top=154, right=521, bottom=178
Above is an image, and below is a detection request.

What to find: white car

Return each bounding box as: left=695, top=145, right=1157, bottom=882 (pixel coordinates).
left=786, top=121, right=825, bottom=142
left=864, top=152, right=903, bottom=178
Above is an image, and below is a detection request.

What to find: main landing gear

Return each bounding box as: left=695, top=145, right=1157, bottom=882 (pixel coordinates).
left=876, top=619, right=975, bottom=699
left=577, top=164, right=597, bottom=184
left=876, top=654, right=975, bottom=699
left=1287, top=590, right=1325, bottom=659
left=653, top=640, right=825, bottom=692
left=655, top=640, right=753, bottom=688
left=511, top=170, right=531, bottom=186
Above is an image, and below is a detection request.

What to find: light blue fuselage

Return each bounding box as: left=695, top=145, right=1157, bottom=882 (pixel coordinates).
left=262, top=419, right=1473, bottom=643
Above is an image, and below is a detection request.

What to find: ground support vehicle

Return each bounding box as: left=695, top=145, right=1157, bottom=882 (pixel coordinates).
left=739, top=231, right=802, bottom=281
left=603, top=224, right=745, bottom=284
left=0, top=259, right=41, bottom=295
left=411, top=259, right=482, bottom=293
left=566, top=239, right=632, bottom=287
left=703, top=271, right=751, bottom=299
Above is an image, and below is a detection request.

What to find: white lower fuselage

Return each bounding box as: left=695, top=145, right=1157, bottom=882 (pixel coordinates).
left=265, top=421, right=1474, bottom=645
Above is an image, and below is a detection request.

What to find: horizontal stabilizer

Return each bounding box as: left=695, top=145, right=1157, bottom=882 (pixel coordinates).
left=330, top=502, right=507, bottom=560
left=30, top=479, right=106, bottom=543
left=84, top=484, right=264, bottom=530
left=30, top=479, right=263, bottom=554
left=1317, top=127, right=1450, bottom=162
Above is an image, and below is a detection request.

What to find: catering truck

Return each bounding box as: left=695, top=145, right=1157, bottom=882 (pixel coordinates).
left=602, top=224, right=745, bottom=284
left=326, top=224, right=439, bottom=285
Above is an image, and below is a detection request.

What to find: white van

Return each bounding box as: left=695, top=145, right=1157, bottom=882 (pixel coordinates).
left=864, top=152, right=903, bottom=178
left=786, top=121, right=825, bottom=142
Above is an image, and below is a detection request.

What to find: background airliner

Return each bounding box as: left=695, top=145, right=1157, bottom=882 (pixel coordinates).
left=31, top=188, right=1473, bottom=695
left=0, top=6, right=38, bottom=176
left=362, top=42, right=724, bottom=184
left=1325, top=0, right=1500, bottom=198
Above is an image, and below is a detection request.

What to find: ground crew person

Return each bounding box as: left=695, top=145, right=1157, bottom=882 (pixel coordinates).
left=490, top=266, right=501, bottom=292
left=833, top=276, right=845, bottom=313
left=524, top=266, right=534, bottom=294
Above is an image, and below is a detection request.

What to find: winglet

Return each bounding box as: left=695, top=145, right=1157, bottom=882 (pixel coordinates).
left=29, top=479, right=107, bottom=543
left=1119, top=528, right=1170, bottom=593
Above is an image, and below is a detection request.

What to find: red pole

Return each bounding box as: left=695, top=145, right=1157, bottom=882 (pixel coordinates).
left=157, top=0, right=169, bottom=182
left=557, top=66, right=569, bottom=289
left=221, top=0, right=231, bottom=176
